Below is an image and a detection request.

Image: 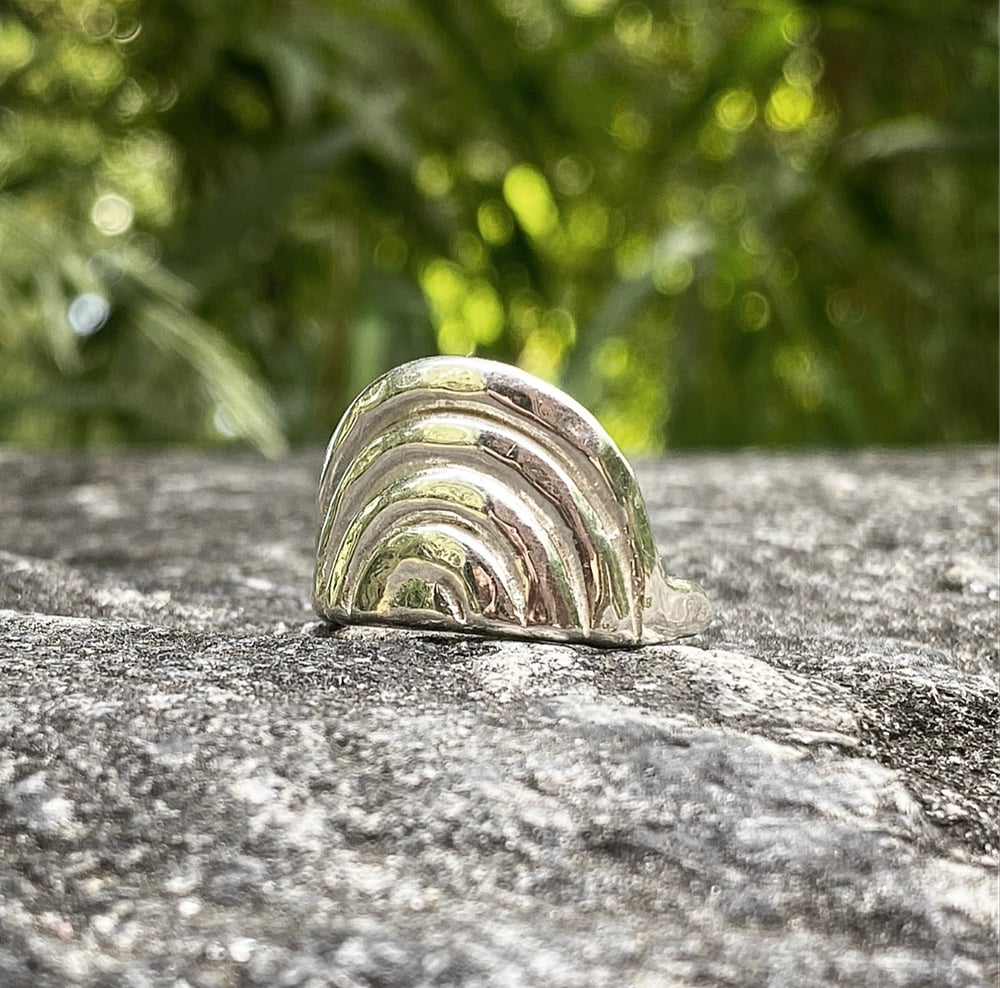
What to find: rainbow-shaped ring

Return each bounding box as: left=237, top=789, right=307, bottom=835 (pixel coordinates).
left=313, top=357, right=711, bottom=647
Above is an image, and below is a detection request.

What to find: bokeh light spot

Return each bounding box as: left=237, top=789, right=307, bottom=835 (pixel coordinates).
left=477, top=200, right=514, bottom=246
left=783, top=47, right=824, bottom=89
left=591, top=336, right=631, bottom=380
left=518, top=332, right=561, bottom=380
left=715, top=88, right=757, bottom=133
left=766, top=82, right=815, bottom=132
left=516, top=309, right=576, bottom=379
left=503, top=164, right=559, bottom=240
left=652, top=256, right=694, bottom=295
left=615, top=234, right=652, bottom=278
left=515, top=12, right=554, bottom=51
left=102, top=132, right=181, bottom=227
left=707, top=183, right=746, bottom=223
left=81, top=5, right=117, bottom=40
left=461, top=139, right=510, bottom=183
left=91, top=192, right=134, bottom=235
left=67, top=293, right=110, bottom=336
left=771, top=249, right=800, bottom=286
left=213, top=405, right=239, bottom=439
left=374, top=234, right=407, bottom=269
left=698, top=123, right=735, bottom=160
left=826, top=288, right=866, bottom=328
left=568, top=200, right=610, bottom=251
left=0, top=17, right=37, bottom=75
left=739, top=221, right=767, bottom=255
left=463, top=282, right=505, bottom=345
left=543, top=307, right=576, bottom=346
left=562, top=0, right=617, bottom=17
left=420, top=258, right=504, bottom=354
left=610, top=104, right=651, bottom=150
left=57, top=37, right=124, bottom=99
left=414, top=154, right=453, bottom=199
left=420, top=259, right=465, bottom=312
left=660, top=185, right=702, bottom=223
left=220, top=79, right=271, bottom=131
left=739, top=291, right=771, bottom=331
left=553, top=155, right=593, bottom=197
left=652, top=222, right=712, bottom=294
left=781, top=10, right=820, bottom=46
left=509, top=292, right=540, bottom=342
left=452, top=230, right=486, bottom=271
left=615, top=3, right=653, bottom=48
left=114, top=18, right=142, bottom=44
left=115, top=77, right=147, bottom=119
left=774, top=345, right=822, bottom=411
left=699, top=273, right=735, bottom=309
left=437, top=319, right=475, bottom=356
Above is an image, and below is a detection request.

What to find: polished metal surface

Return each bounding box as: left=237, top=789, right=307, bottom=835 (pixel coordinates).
left=313, top=356, right=711, bottom=646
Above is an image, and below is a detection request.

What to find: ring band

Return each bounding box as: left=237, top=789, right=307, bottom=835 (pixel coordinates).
left=313, top=357, right=711, bottom=647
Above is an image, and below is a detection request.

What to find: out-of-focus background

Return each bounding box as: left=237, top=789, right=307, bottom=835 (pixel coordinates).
left=1, top=0, right=996, bottom=455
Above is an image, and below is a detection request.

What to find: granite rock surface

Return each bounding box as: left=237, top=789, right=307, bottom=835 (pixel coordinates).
left=0, top=448, right=996, bottom=987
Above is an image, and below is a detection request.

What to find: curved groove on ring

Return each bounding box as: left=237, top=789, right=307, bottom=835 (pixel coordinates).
left=313, top=357, right=712, bottom=646
left=335, top=467, right=581, bottom=630
left=317, top=419, right=628, bottom=626
left=318, top=404, right=633, bottom=625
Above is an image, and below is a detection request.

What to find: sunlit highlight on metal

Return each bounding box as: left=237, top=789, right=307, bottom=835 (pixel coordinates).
left=313, top=356, right=711, bottom=647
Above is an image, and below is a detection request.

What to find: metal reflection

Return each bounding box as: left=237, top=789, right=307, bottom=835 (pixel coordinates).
left=313, top=356, right=711, bottom=647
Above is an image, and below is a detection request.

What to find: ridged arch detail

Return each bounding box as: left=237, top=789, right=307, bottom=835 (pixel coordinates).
left=313, top=357, right=711, bottom=646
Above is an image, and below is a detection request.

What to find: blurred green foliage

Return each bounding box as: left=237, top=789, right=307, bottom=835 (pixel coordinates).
left=0, top=0, right=996, bottom=453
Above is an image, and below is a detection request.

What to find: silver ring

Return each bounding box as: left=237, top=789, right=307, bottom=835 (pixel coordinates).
left=313, top=357, right=711, bottom=647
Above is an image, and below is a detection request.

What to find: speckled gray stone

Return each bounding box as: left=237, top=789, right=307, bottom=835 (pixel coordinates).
left=0, top=448, right=996, bottom=987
